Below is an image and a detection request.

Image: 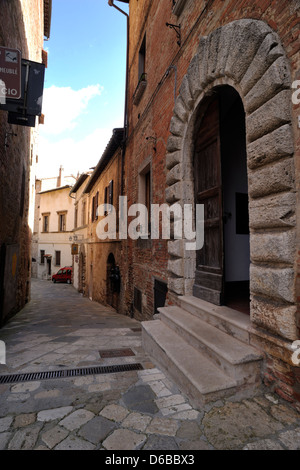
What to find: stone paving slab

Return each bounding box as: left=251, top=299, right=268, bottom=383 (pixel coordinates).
left=0, top=279, right=299, bottom=451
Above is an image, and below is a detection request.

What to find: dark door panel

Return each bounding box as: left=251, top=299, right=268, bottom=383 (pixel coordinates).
left=193, top=97, right=223, bottom=305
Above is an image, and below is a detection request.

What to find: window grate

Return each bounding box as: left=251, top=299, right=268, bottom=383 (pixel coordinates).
left=99, top=348, right=135, bottom=358
left=0, top=363, right=143, bottom=384
left=134, top=287, right=142, bottom=313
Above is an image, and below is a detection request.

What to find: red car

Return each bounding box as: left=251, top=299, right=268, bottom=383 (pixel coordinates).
left=52, top=267, right=72, bottom=284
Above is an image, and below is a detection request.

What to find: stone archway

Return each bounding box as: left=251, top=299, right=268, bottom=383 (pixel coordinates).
left=166, top=19, right=297, bottom=341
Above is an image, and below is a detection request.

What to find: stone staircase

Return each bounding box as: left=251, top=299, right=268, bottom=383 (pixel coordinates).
left=142, top=295, right=263, bottom=407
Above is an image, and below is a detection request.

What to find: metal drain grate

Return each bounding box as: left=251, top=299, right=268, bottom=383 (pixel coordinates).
left=99, top=348, right=135, bottom=358
left=0, top=363, right=143, bottom=384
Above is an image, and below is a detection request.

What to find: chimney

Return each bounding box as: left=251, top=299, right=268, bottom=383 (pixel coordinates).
left=57, top=165, right=64, bottom=187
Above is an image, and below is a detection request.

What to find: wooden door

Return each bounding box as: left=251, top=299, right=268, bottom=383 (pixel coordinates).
left=193, top=97, right=224, bottom=305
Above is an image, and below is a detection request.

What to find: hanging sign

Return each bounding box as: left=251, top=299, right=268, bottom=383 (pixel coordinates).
left=0, top=58, right=45, bottom=127
left=71, top=244, right=79, bottom=255
left=0, top=47, right=21, bottom=100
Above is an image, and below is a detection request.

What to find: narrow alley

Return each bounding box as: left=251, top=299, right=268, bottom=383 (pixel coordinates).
left=0, top=279, right=299, bottom=451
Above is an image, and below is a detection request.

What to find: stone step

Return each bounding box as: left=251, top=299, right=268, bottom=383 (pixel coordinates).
left=158, top=305, right=262, bottom=382
left=179, top=295, right=252, bottom=344
left=142, top=320, right=239, bottom=406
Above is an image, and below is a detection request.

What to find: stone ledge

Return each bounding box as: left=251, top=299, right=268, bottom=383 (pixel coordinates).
left=248, top=158, right=295, bottom=198
left=251, top=296, right=297, bottom=341
left=247, top=90, right=292, bottom=143
left=249, top=191, right=296, bottom=229
left=247, top=124, right=294, bottom=170
left=250, top=265, right=295, bottom=304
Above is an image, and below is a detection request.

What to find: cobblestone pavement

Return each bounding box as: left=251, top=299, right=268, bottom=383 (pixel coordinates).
left=0, top=279, right=299, bottom=451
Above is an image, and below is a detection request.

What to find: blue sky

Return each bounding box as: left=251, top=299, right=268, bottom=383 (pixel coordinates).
left=37, top=0, right=129, bottom=179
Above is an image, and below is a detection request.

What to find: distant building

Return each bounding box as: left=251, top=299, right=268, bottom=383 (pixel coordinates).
left=31, top=168, right=76, bottom=280
left=82, top=128, right=124, bottom=312
left=69, top=172, right=91, bottom=295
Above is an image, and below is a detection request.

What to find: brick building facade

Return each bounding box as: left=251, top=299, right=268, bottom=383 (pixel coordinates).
left=106, top=0, right=300, bottom=408
left=0, top=0, right=51, bottom=325
left=83, top=128, right=125, bottom=313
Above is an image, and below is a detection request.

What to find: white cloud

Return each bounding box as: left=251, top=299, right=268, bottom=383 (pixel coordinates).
left=36, top=127, right=114, bottom=179
left=40, top=84, right=103, bottom=135
left=36, top=83, right=123, bottom=181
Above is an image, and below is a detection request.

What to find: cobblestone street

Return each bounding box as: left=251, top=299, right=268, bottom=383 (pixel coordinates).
left=0, top=279, right=299, bottom=451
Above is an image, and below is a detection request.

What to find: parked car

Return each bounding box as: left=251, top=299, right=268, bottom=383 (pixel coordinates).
left=52, top=267, right=72, bottom=284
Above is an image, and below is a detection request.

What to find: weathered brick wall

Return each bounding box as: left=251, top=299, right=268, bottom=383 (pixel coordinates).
left=124, top=0, right=300, bottom=405
left=0, top=0, right=44, bottom=324
left=86, top=150, right=127, bottom=313
left=126, top=0, right=300, bottom=312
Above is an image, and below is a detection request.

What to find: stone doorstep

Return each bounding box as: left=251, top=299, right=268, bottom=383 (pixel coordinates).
left=158, top=305, right=262, bottom=382
left=177, top=295, right=297, bottom=364
left=142, top=320, right=240, bottom=406
left=178, top=295, right=251, bottom=344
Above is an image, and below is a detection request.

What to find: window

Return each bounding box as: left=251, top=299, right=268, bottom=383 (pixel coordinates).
left=40, top=250, right=45, bottom=264
left=172, top=0, right=188, bottom=16
left=104, top=180, right=114, bottom=216
left=138, top=161, right=151, bottom=234
left=74, top=207, right=78, bottom=229
left=134, top=287, right=142, bottom=313
left=82, top=201, right=86, bottom=226
left=58, top=213, right=66, bottom=232
left=55, top=250, right=61, bottom=266
left=145, top=171, right=151, bottom=230
left=154, top=279, right=168, bottom=314
left=104, top=186, right=108, bottom=216
left=133, top=35, right=147, bottom=106
left=42, top=214, right=49, bottom=232
left=138, top=35, right=146, bottom=81
left=92, top=191, right=99, bottom=222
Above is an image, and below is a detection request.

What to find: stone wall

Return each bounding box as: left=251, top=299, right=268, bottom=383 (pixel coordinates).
left=166, top=19, right=297, bottom=340
left=125, top=0, right=300, bottom=323
left=125, top=0, right=300, bottom=406
left=0, top=0, right=45, bottom=325
left=86, top=149, right=127, bottom=313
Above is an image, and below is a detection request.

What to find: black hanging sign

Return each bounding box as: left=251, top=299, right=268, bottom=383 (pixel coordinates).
left=0, top=47, right=22, bottom=100
left=0, top=58, right=45, bottom=127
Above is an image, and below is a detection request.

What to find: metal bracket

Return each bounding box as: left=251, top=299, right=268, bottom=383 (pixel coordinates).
left=4, top=131, right=17, bottom=148
left=146, top=135, right=157, bottom=152
left=166, top=23, right=181, bottom=46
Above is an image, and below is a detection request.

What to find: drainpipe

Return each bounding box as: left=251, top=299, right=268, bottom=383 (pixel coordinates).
left=108, top=0, right=129, bottom=196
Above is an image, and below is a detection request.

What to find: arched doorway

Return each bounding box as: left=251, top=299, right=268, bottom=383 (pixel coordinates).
left=106, top=253, right=120, bottom=310
left=165, top=19, right=296, bottom=340
left=193, top=86, right=250, bottom=313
